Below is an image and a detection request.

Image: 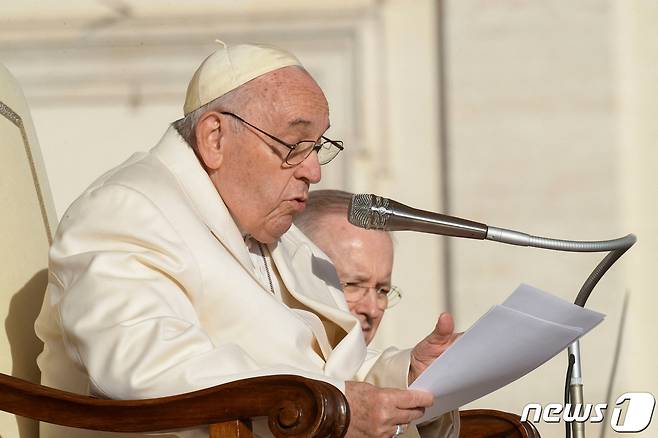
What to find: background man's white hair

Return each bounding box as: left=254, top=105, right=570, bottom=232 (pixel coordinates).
left=295, top=189, right=393, bottom=244
left=295, top=189, right=353, bottom=241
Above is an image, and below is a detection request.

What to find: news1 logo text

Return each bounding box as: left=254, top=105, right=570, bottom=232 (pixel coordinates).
left=521, top=392, right=655, bottom=432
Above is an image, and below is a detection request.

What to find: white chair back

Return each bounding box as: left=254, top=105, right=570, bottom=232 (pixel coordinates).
left=0, top=62, right=57, bottom=438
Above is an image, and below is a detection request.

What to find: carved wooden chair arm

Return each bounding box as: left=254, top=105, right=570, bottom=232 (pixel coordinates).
left=0, top=373, right=349, bottom=437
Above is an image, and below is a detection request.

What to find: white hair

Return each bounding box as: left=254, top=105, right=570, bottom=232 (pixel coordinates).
left=295, top=190, right=353, bottom=241
left=172, top=88, right=244, bottom=150
left=295, top=189, right=394, bottom=246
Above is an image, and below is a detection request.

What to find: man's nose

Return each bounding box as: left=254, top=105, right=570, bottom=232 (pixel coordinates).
left=295, top=150, right=321, bottom=184
left=360, top=289, right=383, bottom=318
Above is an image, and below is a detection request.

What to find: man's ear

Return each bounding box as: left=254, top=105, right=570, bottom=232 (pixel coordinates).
left=195, top=112, right=224, bottom=170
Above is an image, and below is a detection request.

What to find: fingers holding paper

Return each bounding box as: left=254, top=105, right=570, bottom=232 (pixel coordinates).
left=345, top=381, right=433, bottom=437
left=408, top=312, right=461, bottom=384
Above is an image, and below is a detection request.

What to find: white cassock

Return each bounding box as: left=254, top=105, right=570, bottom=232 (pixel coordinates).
left=35, top=126, right=458, bottom=438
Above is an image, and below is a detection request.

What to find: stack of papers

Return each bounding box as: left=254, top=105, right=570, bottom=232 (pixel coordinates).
left=410, top=284, right=605, bottom=423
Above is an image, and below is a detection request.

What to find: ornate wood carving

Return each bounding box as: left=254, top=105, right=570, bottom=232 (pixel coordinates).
left=0, top=373, right=349, bottom=437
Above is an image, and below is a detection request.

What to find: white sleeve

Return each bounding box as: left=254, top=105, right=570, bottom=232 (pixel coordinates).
left=356, top=346, right=412, bottom=389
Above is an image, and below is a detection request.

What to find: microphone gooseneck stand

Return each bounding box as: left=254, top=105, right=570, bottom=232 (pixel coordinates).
left=349, top=194, right=637, bottom=438
left=486, top=227, right=636, bottom=438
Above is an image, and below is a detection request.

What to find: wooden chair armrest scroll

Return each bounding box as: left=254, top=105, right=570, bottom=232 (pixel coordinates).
left=0, top=373, right=349, bottom=438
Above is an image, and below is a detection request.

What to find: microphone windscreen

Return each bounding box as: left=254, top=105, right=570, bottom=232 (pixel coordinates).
left=349, top=194, right=390, bottom=230
left=348, top=194, right=373, bottom=229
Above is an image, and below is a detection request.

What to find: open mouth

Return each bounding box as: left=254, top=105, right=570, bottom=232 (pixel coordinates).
left=289, top=195, right=308, bottom=210
left=290, top=198, right=306, bottom=210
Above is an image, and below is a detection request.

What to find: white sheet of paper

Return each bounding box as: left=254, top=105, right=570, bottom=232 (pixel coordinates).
left=502, top=284, right=604, bottom=331
left=410, top=284, right=605, bottom=424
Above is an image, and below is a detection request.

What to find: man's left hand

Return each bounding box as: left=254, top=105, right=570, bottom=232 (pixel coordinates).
left=408, top=312, right=460, bottom=384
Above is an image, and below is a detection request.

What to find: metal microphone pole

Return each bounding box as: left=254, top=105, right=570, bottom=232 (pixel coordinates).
left=568, top=341, right=585, bottom=438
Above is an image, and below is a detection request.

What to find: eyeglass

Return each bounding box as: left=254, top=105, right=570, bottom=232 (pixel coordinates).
left=220, top=112, right=344, bottom=166
left=340, top=283, right=403, bottom=309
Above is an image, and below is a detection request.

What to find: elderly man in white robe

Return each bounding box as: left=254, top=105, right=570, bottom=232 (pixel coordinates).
left=295, top=189, right=460, bottom=437
left=35, top=42, right=459, bottom=438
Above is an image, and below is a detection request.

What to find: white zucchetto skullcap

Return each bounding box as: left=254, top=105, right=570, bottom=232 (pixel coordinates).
left=183, top=41, right=302, bottom=115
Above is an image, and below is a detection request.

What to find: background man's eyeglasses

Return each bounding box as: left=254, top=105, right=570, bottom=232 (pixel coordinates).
left=221, top=112, right=343, bottom=166
left=340, top=283, right=403, bottom=309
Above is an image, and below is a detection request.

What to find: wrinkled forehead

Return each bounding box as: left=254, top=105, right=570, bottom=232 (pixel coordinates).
left=241, top=66, right=329, bottom=123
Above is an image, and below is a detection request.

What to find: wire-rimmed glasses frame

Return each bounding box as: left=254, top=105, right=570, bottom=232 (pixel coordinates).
left=340, top=283, right=403, bottom=309
left=220, top=111, right=343, bottom=166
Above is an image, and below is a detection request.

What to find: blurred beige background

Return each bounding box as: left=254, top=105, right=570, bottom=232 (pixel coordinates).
left=1, top=1, right=656, bottom=437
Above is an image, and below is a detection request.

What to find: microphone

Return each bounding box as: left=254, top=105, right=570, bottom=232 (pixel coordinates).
left=348, top=193, right=636, bottom=252
left=348, top=193, right=488, bottom=240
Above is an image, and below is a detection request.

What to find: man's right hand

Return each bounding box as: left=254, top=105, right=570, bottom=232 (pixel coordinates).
left=345, top=381, right=433, bottom=437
